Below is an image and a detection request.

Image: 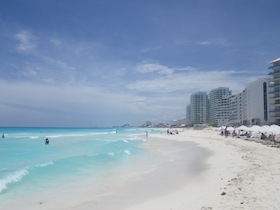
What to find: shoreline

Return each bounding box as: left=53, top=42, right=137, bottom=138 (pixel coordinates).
left=2, top=128, right=280, bottom=209
left=74, top=135, right=211, bottom=210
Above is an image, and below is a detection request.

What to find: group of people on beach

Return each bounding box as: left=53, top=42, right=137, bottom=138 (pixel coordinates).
left=220, top=126, right=278, bottom=142
left=167, top=129, right=179, bottom=135
left=260, top=132, right=276, bottom=141
left=221, top=126, right=239, bottom=138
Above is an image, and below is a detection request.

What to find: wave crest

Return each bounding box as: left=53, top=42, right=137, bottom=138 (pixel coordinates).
left=0, top=169, right=28, bottom=193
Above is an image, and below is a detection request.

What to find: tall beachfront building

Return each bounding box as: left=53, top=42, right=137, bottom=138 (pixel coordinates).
left=268, top=58, right=280, bottom=125
left=186, top=58, right=275, bottom=127
left=243, top=78, right=271, bottom=126
left=186, top=105, right=191, bottom=125
left=209, top=87, right=232, bottom=126
left=189, top=92, right=209, bottom=125
left=228, top=91, right=245, bottom=126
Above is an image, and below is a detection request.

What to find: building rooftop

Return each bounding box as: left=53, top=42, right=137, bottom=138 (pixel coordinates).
left=270, top=58, right=280, bottom=63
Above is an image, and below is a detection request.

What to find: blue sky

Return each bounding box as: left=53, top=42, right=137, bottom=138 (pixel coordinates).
left=0, top=0, right=279, bottom=127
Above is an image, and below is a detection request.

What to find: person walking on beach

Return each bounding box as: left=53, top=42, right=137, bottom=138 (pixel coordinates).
left=146, top=131, right=148, bottom=138
left=225, top=126, right=228, bottom=138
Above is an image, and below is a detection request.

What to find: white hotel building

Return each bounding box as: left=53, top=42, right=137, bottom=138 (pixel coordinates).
left=228, top=92, right=245, bottom=126
left=242, top=78, right=271, bottom=126
left=188, top=92, right=208, bottom=125
left=209, top=87, right=231, bottom=126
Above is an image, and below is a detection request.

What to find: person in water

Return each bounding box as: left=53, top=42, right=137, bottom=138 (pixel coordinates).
left=2, top=133, right=4, bottom=138
left=45, top=138, right=49, bottom=145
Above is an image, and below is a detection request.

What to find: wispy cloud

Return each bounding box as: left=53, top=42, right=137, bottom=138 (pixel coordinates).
left=16, top=55, right=78, bottom=84
left=0, top=80, right=176, bottom=126
left=14, top=30, right=37, bottom=53
left=128, top=63, right=261, bottom=94
left=50, top=38, right=63, bottom=48
left=197, top=38, right=231, bottom=47
left=175, top=37, right=231, bottom=47
left=141, top=46, right=162, bottom=53
left=135, top=63, right=174, bottom=75
left=20, top=62, right=40, bottom=78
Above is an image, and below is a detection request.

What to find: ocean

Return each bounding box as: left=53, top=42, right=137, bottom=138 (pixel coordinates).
left=0, top=127, right=209, bottom=209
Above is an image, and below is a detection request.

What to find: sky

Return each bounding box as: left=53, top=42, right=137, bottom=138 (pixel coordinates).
left=0, top=0, right=279, bottom=127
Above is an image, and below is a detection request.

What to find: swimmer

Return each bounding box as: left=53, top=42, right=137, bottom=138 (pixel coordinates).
left=45, top=138, right=49, bottom=145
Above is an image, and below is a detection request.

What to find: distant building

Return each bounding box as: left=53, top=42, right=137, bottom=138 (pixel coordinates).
left=209, top=87, right=232, bottom=126
left=228, top=91, right=245, bottom=126
left=145, top=121, right=152, bottom=127
left=155, top=123, right=166, bottom=127
left=242, top=78, right=271, bottom=126
left=268, top=58, right=280, bottom=125
left=185, top=58, right=277, bottom=127
left=189, top=92, right=209, bottom=125
left=186, top=105, right=191, bottom=125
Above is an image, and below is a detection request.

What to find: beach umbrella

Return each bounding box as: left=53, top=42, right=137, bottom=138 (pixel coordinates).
left=270, top=124, right=280, bottom=130
left=261, top=125, right=270, bottom=132
left=248, top=125, right=262, bottom=132
left=236, top=125, right=249, bottom=136
left=261, top=125, right=276, bottom=133
left=236, top=125, right=249, bottom=131
left=216, top=126, right=226, bottom=131
left=259, top=125, right=280, bottom=134
left=226, top=126, right=234, bottom=131
left=269, top=125, right=280, bottom=134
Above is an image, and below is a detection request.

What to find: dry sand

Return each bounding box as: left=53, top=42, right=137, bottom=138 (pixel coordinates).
left=124, top=128, right=280, bottom=210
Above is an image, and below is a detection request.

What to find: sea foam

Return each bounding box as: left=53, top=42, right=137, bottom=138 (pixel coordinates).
left=0, top=169, right=28, bottom=193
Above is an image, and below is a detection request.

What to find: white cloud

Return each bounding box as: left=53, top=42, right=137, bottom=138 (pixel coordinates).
left=176, top=66, right=197, bottom=71
left=197, top=38, right=231, bottom=47
left=14, top=30, right=37, bottom=52
left=0, top=80, right=166, bottom=126
left=135, top=63, right=174, bottom=75
left=128, top=66, right=261, bottom=94
left=174, top=38, right=231, bottom=47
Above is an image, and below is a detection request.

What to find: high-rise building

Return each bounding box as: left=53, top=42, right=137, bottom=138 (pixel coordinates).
left=209, top=87, right=232, bottom=126
left=186, top=105, right=191, bottom=125
left=189, top=92, right=208, bottom=125
left=268, top=58, right=280, bottom=124
left=185, top=58, right=276, bottom=127
left=243, top=78, right=271, bottom=126
left=228, top=91, right=245, bottom=126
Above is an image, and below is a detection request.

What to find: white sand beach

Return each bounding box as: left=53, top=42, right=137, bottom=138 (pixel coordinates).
left=124, top=128, right=280, bottom=210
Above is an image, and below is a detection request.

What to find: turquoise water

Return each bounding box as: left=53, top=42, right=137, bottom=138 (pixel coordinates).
left=0, top=127, right=210, bottom=209
left=0, top=128, right=160, bottom=202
